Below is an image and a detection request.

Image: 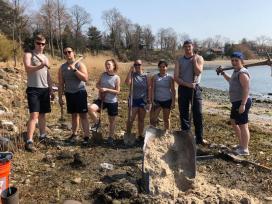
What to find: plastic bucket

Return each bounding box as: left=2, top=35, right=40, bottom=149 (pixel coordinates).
left=1, top=187, right=19, bottom=204
left=0, top=162, right=10, bottom=196
left=0, top=153, right=13, bottom=196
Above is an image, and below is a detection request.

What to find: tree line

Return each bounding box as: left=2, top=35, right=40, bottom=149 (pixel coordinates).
left=1, top=0, right=272, bottom=63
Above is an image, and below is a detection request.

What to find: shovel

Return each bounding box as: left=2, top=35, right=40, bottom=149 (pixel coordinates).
left=124, top=70, right=136, bottom=146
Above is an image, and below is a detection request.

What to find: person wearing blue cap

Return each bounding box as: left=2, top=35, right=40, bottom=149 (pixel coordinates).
left=217, top=52, right=251, bottom=156
left=174, top=40, right=206, bottom=145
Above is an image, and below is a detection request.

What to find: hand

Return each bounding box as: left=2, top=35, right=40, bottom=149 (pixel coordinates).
left=59, top=97, right=64, bottom=106
left=189, top=82, right=196, bottom=89
left=216, top=66, right=224, bottom=75
left=145, top=103, right=152, bottom=112
left=50, top=90, right=55, bottom=101
left=239, top=104, right=245, bottom=114
left=99, top=88, right=108, bottom=93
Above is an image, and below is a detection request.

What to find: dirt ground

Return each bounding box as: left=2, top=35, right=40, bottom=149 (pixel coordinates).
left=0, top=67, right=272, bottom=203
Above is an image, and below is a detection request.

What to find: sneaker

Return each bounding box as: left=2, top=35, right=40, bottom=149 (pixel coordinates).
left=196, top=139, right=209, bottom=145
left=39, top=134, right=47, bottom=142
left=107, top=137, right=114, bottom=146
left=234, top=148, right=250, bottom=156
left=25, top=141, right=36, bottom=152
left=66, top=134, right=78, bottom=144
left=82, top=137, right=90, bottom=145
left=91, top=121, right=101, bottom=131
left=232, top=144, right=241, bottom=149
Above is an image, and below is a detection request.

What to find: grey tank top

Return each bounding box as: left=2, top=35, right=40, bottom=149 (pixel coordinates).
left=61, top=62, right=86, bottom=93
left=27, top=54, right=48, bottom=88
left=154, top=73, right=172, bottom=101
left=179, top=56, right=201, bottom=84
left=229, top=68, right=250, bottom=102
left=100, top=72, right=118, bottom=103
left=132, top=72, right=148, bottom=100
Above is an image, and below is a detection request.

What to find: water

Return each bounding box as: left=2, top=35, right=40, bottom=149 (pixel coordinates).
left=147, top=66, right=272, bottom=97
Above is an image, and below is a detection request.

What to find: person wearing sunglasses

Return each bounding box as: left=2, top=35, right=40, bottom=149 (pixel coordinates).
left=23, top=34, right=54, bottom=152
left=89, top=59, right=120, bottom=145
left=217, top=52, right=251, bottom=156
left=174, top=39, right=206, bottom=145
left=58, top=47, right=90, bottom=145
left=150, top=60, right=175, bottom=131
left=125, top=60, right=151, bottom=144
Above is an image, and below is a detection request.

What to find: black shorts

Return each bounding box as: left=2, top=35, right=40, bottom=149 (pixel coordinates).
left=154, top=99, right=172, bottom=109
left=93, top=99, right=118, bottom=116
left=65, top=90, right=88, bottom=114
left=26, top=87, right=51, bottom=113
left=230, top=98, right=252, bottom=125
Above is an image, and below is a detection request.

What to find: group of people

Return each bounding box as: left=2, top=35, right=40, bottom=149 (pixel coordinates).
left=23, top=34, right=252, bottom=156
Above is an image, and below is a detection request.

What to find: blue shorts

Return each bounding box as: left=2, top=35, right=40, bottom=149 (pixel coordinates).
left=93, top=99, right=118, bottom=116
left=154, top=99, right=172, bottom=109
left=230, top=98, right=252, bottom=125
left=132, top=98, right=147, bottom=108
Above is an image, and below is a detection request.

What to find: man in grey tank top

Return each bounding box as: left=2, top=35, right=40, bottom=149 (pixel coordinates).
left=23, top=34, right=54, bottom=152
left=58, top=47, right=90, bottom=145
left=174, top=40, right=206, bottom=145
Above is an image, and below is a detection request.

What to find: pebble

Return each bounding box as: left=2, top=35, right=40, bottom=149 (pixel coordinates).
left=71, top=177, right=82, bottom=184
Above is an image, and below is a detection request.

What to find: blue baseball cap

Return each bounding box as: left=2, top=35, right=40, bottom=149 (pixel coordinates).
left=231, top=52, right=244, bottom=60
left=183, top=39, right=193, bottom=46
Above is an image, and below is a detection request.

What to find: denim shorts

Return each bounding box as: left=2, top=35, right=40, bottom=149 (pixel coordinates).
left=132, top=98, right=147, bottom=108
left=230, top=98, right=252, bottom=125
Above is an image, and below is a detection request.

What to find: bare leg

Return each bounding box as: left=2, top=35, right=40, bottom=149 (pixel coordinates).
left=231, top=119, right=241, bottom=146
left=150, top=107, right=161, bottom=127
left=239, top=123, right=250, bottom=150
left=109, top=116, right=116, bottom=138
left=27, top=112, right=39, bottom=141
left=162, top=108, right=171, bottom=130
left=79, top=113, right=89, bottom=137
left=138, top=108, right=146, bottom=136
left=38, top=113, right=46, bottom=135
left=88, top=104, right=100, bottom=123
left=71, top=113, right=79, bottom=135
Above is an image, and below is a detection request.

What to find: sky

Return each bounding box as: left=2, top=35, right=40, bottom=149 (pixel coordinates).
left=31, top=0, right=272, bottom=43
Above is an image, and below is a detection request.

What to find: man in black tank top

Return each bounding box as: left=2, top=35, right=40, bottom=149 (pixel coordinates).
left=174, top=40, right=207, bottom=145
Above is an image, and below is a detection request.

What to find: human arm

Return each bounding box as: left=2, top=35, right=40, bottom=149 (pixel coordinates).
left=192, top=54, right=204, bottom=76
left=69, top=62, right=88, bottom=82
left=99, top=76, right=121, bottom=95
left=170, top=77, right=176, bottom=109
left=239, top=73, right=250, bottom=114
left=125, top=66, right=134, bottom=85
left=58, top=67, right=64, bottom=106
left=23, top=52, right=48, bottom=74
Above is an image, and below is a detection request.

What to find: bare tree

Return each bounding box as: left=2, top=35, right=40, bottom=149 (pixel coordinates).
left=71, top=4, right=91, bottom=52
left=102, top=8, right=125, bottom=58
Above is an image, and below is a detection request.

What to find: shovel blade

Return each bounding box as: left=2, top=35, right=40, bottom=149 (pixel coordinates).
left=173, top=130, right=196, bottom=178
left=123, top=132, right=136, bottom=146
left=92, top=131, right=103, bottom=144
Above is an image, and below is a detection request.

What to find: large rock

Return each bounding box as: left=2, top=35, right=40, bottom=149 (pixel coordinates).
left=0, top=120, right=18, bottom=132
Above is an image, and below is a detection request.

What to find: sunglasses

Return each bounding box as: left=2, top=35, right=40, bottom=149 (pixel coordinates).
left=134, top=64, right=142, bottom=67
left=64, top=50, right=73, bottom=55
left=36, top=42, right=45, bottom=46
